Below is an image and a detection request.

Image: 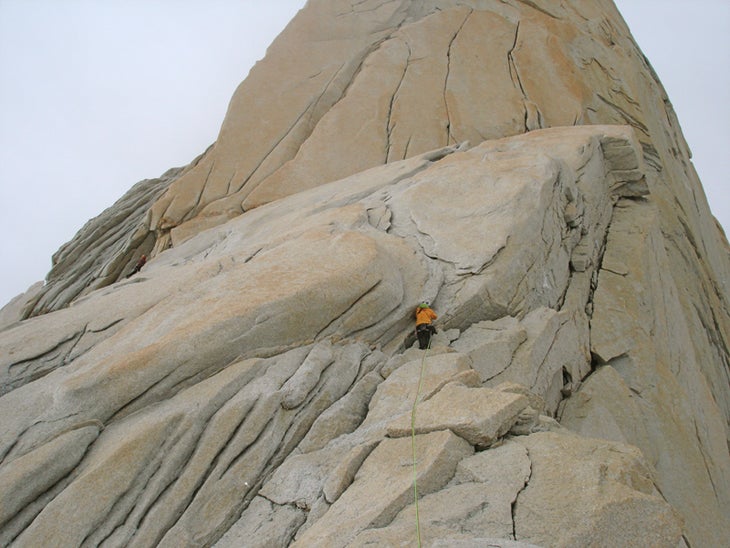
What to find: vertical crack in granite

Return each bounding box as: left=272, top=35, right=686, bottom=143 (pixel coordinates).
left=386, top=41, right=411, bottom=163
left=511, top=446, right=532, bottom=541
left=507, top=21, right=526, bottom=97
left=443, top=9, right=472, bottom=145
left=507, top=21, right=535, bottom=132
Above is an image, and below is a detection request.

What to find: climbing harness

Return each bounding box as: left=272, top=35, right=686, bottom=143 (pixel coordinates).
left=411, top=336, right=431, bottom=548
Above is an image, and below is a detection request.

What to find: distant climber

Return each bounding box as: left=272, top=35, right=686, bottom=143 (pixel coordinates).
left=127, top=254, right=147, bottom=278
left=415, top=301, right=437, bottom=350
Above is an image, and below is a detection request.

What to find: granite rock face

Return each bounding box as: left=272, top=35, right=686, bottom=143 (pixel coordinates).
left=1, top=1, right=729, bottom=547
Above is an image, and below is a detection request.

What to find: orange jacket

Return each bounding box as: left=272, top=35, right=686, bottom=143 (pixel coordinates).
left=415, top=306, right=437, bottom=326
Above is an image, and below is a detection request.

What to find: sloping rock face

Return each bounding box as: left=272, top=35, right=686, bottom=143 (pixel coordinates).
left=1, top=125, right=725, bottom=547
left=1, top=1, right=729, bottom=547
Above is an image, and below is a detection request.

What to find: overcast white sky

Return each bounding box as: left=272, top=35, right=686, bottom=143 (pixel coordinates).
left=0, top=1, right=728, bottom=308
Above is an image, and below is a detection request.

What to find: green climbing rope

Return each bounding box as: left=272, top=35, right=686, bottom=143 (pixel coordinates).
left=411, top=339, right=430, bottom=548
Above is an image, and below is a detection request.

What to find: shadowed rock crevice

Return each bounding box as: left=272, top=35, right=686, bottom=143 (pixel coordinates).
left=385, top=40, right=411, bottom=163
left=511, top=446, right=532, bottom=541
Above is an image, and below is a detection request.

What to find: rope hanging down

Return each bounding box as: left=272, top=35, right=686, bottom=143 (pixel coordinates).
left=411, top=340, right=431, bottom=547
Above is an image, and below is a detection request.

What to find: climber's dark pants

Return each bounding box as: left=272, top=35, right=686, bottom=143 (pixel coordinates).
left=416, top=324, right=435, bottom=350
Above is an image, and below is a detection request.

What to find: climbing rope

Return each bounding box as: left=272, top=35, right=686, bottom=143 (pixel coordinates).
left=411, top=336, right=431, bottom=548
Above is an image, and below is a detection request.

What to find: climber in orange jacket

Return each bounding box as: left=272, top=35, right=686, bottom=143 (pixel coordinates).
left=415, top=301, right=437, bottom=349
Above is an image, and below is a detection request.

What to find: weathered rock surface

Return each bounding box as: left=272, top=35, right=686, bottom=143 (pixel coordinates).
left=292, top=430, right=474, bottom=547
left=386, top=383, right=530, bottom=446
left=1, top=1, right=729, bottom=547
left=513, top=431, right=683, bottom=547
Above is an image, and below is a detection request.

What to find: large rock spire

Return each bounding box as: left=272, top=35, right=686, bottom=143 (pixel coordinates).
left=1, top=1, right=728, bottom=546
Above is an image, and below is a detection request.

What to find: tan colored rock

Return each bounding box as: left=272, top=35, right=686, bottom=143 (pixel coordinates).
left=155, top=347, right=372, bottom=548
left=482, top=307, right=589, bottom=415
left=451, top=316, right=527, bottom=382
left=513, top=432, right=683, bottom=548
left=213, top=496, right=305, bottom=548
left=0, top=424, right=100, bottom=530
left=291, top=430, right=473, bottom=547
left=393, top=126, right=647, bottom=336
left=1, top=119, right=723, bottom=546
left=0, top=220, right=422, bottom=459
left=12, top=411, right=180, bottom=548
left=322, top=442, right=379, bottom=505
left=454, top=439, right=532, bottom=487
left=563, top=201, right=730, bottom=547
left=280, top=340, right=336, bottom=410
left=361, top=352, right=473, bottom=428
left=387, top=383, right=530, bottom=447
left=260, top=446, right=342, bottom=511
left=560, top=366, right=653, bottom=456
left=380, top=344, right=454, bottom=378
left=496, top=382, right=546, bottom=413
left=350, top=441, right=531, bottom=545
left=352, top=483, right=520, bottom=547
left=27, top=0, right=726, bottom=332
left=429, top=541, right=541, bottom=548
left=3, top=342, right=377, bottom=547
left=144, top=0, right=652, bottom=249
left=298, top=371, right=383, bottom=453
left=1, top=2, right=729, bottom=544
left=346, top=428, right=680, bottom=548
